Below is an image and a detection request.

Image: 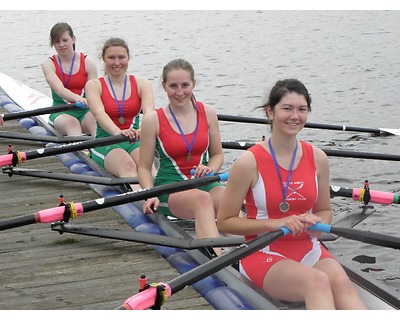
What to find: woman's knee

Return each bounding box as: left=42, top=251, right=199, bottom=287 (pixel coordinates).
left=308, top=269, right=332, bottom=293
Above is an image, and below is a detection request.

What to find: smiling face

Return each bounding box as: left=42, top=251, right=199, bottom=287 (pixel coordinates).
left=103, top=45, right=129, bottom=77
left=267, top=92, right=309, bottom=136
left=162, top=68, right=196, bottom=108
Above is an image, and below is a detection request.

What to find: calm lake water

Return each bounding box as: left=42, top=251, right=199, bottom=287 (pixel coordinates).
left=1, top=10, right=399, bottom=300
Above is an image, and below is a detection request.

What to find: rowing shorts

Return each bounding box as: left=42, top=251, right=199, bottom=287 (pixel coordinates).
left=239, top=238, right=335, bottom=288
left=48, top=108, right=91, bottom=127
left=156, top=181, right=222, bottom=217
left=90, top=140, right=141, bottom=168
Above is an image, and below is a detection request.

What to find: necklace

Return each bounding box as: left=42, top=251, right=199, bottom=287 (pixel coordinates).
left=268, top=138, right=298, bottom=213
left=57, top=52, right=76, bottom=88
left=168, top=102, right=199, bottom=161
left=108, top=75, right=128, bottom=125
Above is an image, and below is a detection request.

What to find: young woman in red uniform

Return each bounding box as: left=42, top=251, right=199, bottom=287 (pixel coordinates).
left=85, top=38, right=155, bottom=191
left=217, top=79, right=367, bottom=309
left=138, top=58, right=225, bottom=255
left=41, top=22, right=98, bottom=136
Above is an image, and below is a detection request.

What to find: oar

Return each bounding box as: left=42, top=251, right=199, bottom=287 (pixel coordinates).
left=0, top=172, right=229, bottom=231
left=0, top=131, right=91, bottom=143
left=1, top=102, right=84, bottom=121
left=309, top=223, right=400, bottom=250
left=221, top=140, right=400, bottom=162
left=330, top=185, right=400, bottom=205
left=0, top=134, right=132, bottom=167
left=217, top=114, right=400, bottom=136
left=116, top=227, right=289, bottom=310
left=51, top=222, right=246, bottom=249
left=1, top=166, right=139, bottom=186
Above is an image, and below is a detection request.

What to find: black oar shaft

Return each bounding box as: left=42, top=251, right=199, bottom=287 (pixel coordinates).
left=330, top=186, right=353, bottom=198
left=119, top=229, right=286, bottom=309
left=330, top=226, right=400, bottom=250
left=25, top=135, right=128, bottom=160
left=168, top=229, right=284, bottom=294
left=0, top=131, right=90, bottom=143
left=221, top=141, right=400, bottom=161
left=0, top=174, right=227, bottom=231
left=217, top=114, right=382, bottom=134
left=2, top=167, right=138, bottom=186
left=0, top=134, right=131, bottom=167
left=81, top=174, right=226, bottom=213
left=51, top=223, right=245, bottom=249
left=2, top=103, right=79, bottom=121
left=0, top=214, right=37, bottom=231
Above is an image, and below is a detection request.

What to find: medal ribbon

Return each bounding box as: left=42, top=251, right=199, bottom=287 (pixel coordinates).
left=108, top=74, right=127, bottom=122
left=268, top=138, right=298, bottom=207
left=57, top=52, right=76, bottom=88
left=168, top=102, right=199, bottom=159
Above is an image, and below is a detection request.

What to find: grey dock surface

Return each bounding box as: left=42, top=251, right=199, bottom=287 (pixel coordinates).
left=0, top=111, right=213, bottom=310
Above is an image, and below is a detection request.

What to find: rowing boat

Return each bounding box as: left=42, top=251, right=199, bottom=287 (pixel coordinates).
left=0, top=71, right=399, bottom=310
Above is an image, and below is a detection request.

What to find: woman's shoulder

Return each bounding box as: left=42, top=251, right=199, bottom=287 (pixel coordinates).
left=198, top=101, right=217, bottom=115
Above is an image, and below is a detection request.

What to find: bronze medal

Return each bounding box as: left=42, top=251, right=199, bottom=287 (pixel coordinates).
left=187, top=153, right=192, bottom=161
left=118, top=116, right=125, bottom=124
left=279, top=201, right=290, bottom=213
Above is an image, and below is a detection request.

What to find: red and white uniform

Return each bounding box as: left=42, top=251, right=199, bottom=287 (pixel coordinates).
left=239, top=141, right=334, bottom=288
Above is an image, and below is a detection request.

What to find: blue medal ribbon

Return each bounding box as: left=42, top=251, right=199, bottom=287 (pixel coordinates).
left=57, top=52, right=76, bottom=88
left=268, top=138, right=298, bottom=212
left=108, top=74, right=127, bottom=124
left=168, top=102, right=199, bottom=161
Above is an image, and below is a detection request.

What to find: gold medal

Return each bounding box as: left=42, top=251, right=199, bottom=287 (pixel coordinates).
left=279, top=201, right=290, bottom=213
left=118, top=116, right=125, bottom=124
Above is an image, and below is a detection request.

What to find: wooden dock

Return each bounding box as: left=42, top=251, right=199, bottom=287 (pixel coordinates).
left=0, top=110, right=213, bottom=310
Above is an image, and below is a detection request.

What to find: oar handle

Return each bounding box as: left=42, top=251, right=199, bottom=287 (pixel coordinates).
left=189, top=169, right=229, bottom=181
left=307, top=223, right=331, bottom=233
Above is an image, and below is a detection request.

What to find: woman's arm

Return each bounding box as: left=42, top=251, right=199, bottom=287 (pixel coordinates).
left=41, top=56, right=86, bottom=104
left=84, top=56, right=98, bottom=81
left=136, top=77, right=155, bottom=116
left=312, top=146, right=333, bottom=224
left=217, top=151, right=267, bottom=235
left=138, top=110, right=158, bottom=189
left=203, top=104, right=223, bottom=173
left=138, top=111, right=159, bottom=214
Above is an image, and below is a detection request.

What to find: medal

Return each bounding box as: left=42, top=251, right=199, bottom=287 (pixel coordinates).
left=279, top=201, right=290, bottom=213
left=118, top=116, right=125, bottom=124
left=187, top=153, right=192, bottom=161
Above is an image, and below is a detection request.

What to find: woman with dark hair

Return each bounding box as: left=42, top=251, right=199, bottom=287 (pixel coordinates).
left=217, top=79, right=367, bottom=309
left=41, top=22, right=98, bottom=136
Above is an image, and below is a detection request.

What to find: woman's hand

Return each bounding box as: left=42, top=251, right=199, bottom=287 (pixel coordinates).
left=191, top=164, right=213, bottom=177
left=273, top=213, right=321, bottom=237
left=74, top=96, right=88, bottom=106
left=120, top=128, right=140, bottom=141
left=143, top=197, right=159, bottom=214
